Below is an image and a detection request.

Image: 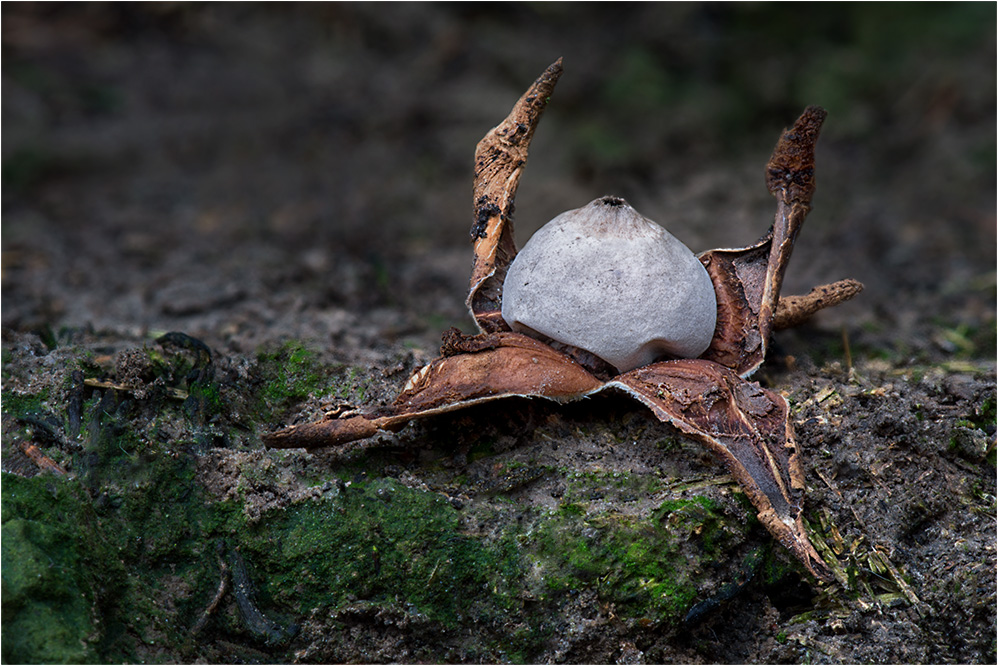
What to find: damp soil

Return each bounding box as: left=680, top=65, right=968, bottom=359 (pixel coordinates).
left=2, top=4, right=995, bottom=664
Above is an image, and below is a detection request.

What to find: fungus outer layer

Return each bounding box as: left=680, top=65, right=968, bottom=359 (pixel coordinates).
left=501, top=196, right=717, bottom=372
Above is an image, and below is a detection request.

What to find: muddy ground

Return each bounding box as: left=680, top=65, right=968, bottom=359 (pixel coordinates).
left=2, top=4, right=995, bottom=664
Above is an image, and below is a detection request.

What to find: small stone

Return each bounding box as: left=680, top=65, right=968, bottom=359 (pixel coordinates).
left=949, top=426, right=988, bottom=462
left=502, top=196, right=717, bottom=372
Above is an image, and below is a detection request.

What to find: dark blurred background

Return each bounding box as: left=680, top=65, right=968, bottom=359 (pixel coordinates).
left=3, top=2, right=995, bottom=360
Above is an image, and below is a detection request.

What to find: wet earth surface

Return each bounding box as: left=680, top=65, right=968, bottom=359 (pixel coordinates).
left=2, top=4, right=995, bottom=663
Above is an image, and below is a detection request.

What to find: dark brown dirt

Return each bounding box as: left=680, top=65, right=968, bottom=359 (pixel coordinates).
left=3, top=4, right=995, bottom=664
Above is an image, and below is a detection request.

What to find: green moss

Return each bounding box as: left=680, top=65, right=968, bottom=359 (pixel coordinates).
left=1, top=519, right=98, bottom=664
left=103, top=456, right=222, bottom=562
left=240, top=478, right=519, bottom=626
left=184, top=379, right=224, bottom=423
left=1, top=474, right=120, bottom=664
left=972, top=395, right=996, bottom=430
left=656, top=495, right=719, bottom=516
left=757, top=544, right=797, bottom=586
left=253, top=340, right=382, bottom=423
left=76, top=392, right=152, bottom=490
left=253, top=340, right=385, bottom=431
left=2, top=384, right=250, bottom=662
left=254, top=341, right=330, bottom=422
left=562, top=468, right=664, bottom=504
left=1, top=388, right=50, bottom=420
left=86, top=455, right=246, bottom=657
left=145, top=346, right=191, bottom=385
left=656, top=496, right=733, bottom=555
left=525, top=495, right=742, bottom=624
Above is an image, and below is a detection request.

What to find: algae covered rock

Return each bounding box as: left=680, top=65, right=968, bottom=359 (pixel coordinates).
left=1, top=480, right=101, bottom=664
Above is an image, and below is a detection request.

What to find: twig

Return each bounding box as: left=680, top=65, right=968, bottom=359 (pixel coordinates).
left=83, top=377, right=188, bottom=400
left=20, top=442, right=68, bottom=476
left=191, top=542, right=230, bottom=636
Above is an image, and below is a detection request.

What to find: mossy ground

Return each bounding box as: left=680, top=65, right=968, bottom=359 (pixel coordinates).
left=4, top=321, right=994, bottom=662
left=244, top=478, right=522, bottom=630
left=4, top=338, right=996, bottom=663
left=2, top=476, right=109, bottom=664
left=525, top=494, right=750, bottom=622
left=4, top=337, right=772, bottom=662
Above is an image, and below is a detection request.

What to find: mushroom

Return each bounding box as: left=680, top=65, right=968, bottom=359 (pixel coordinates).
left=265, top=60, right=865, bottom=582
left=501, top=195, right=717, bottom=372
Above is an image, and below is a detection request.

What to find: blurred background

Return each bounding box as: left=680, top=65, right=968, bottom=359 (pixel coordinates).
left=3, top=2, right=995, bottom=363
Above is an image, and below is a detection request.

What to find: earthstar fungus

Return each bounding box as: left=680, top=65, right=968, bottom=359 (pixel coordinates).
left=265, top=60, right=863, bottom=582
